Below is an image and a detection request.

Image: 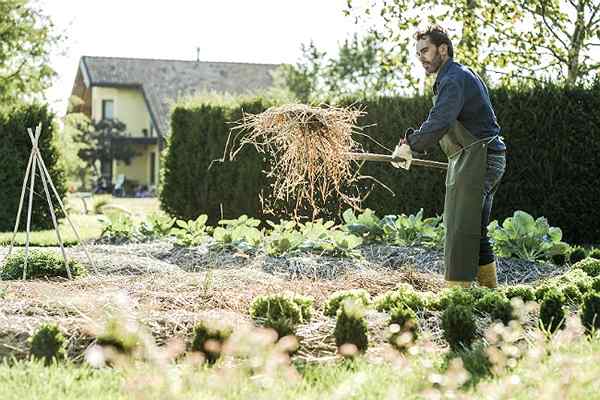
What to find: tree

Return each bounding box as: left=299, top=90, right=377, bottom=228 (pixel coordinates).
left=0, top=0, right=62, bottom=103
left=277, top=32, right=403, bottom=102
left=344, top=0, right=600, bottom=86
left=60, top=111, right=93, bottom=190
left=74, top=118, right=137, bottom=185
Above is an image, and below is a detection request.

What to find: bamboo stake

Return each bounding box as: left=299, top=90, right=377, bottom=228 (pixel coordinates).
left=34, top=137, right=97, bottom=273
left=27, top=126, right=72, bottom=279
left=6, top=151, right=34, bottom=260
left=345, top=152, right=448, bottom=170
left=22, top=128, right=41, bottom=280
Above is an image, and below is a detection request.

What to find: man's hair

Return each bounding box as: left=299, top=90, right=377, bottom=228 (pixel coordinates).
left=414, top=25, right=454, bottom=58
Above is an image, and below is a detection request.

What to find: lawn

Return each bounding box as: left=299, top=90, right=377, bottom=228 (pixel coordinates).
left=1, top=334, right=599, bottom=400
left=0, top=194, right=160, bottom=247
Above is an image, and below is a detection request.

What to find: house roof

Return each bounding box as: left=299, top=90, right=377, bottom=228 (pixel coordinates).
left=79, top=56, right=280, bottom=136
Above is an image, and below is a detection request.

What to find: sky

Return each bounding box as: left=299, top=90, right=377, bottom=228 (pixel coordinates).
left=40, top=0, right=366, bottom=115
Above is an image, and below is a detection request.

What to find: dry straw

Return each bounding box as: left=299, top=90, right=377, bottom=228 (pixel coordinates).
left=229, top=103, right=367, bottom=219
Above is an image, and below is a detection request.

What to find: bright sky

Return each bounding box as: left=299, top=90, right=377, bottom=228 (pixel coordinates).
left=40, top=0, right=365, bottom=116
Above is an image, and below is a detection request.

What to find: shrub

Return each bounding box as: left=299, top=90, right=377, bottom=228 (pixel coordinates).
left=374, top=283, right=426, bottom=313
left=535, top=283, right=555, bottom=302
left=476, top=292, right=513, bottom=325
left=290, top=293, right=314, bottom=322
left=324, top=289, right=371, bottom=317
left=387, top=305, right=418, bottom=352
left=191, top=320, right=233, bottom=364
left=560, top=284, right=583, bottom=305
left=556, top=269, right=593, bottom=293
left=581, top=292, right=600, bottom=334
left=569, top=247, right=588, bottom=264
left=592, top=277, right=600, bottom=292
left=249, top=294, right=303, bottom=338
left=589, top=248, right=600, bottom=260
left=334, top=299, right=368, bottom=353
left=1, top=250, right=86, bottom=280
left=441, top=304, right=477, bottom=350
left=539, top=288, right=566, bottom=333
left=503, top=285, right=535, bottom=302
left=444, top=342, right=492, bottom=387
left=431, top=287, right=476, bottom=311
left=0, top=103, right=66, bottom=231
left=29, top=323, right=67, bottom=365
left=96, top=319, right=140, bottom=354
left=573, top=257, right=600, bottom=278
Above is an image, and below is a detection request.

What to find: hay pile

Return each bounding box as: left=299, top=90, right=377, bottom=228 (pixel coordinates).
left=230, top=104, right=366, bottom=219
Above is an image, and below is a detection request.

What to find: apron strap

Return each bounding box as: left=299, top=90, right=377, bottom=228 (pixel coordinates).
left=448, top=134, right=499, bottom=159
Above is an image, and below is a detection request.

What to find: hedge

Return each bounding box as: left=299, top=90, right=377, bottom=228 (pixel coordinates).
left=161, top=81, right=600, bottom=243
left=0, top=103, right=66, bottom=231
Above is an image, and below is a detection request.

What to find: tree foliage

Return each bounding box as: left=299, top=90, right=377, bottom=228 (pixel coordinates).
left=0, top=0, right=62, bottom=103
left=344, top=0, right=600, bottom=87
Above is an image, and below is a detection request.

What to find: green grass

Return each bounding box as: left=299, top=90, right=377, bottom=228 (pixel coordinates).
left=0, top=361, right=124, bottom=400
left=2, top=336, right=600, bottom=399
left=0, top=214, right=103, bottom=247
left=0, top=195, right=160, bottom=247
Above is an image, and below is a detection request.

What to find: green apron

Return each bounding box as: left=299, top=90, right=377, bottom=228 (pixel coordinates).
left=433, top=95, right=494, bottom=281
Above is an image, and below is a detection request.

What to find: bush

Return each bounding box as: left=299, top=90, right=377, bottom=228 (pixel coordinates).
left=334, top=299, right=368, bottom=353
left=476, top=292, right=513, bottom=325
left=589, top=248, right=600, bottom=260
left=569, top=247, right=588, bottom=264
left=430, top=287, right=476, bottom=311
left=592, top=277, right=600, bottom=292
left=249, top=294, right=303, bottom=338
left=444, top=342, right=492, bottom=387
left=1, top=250, right=86, bottom=280
left=556, top=269, right=594, bottom=293
left=551, top=252, right=567, bottom=266
left=290, top=293, right=315, bottom=322
left=442, top=304, right=477, bottom=350
left=191, top=320, right=233, bottom=364
left=573, top=257, right=600, bottom=278
left=96, top=319, right=140, bottom=354
left=581, top=292, right=600, bottom=334
left=539, top=288, right=566, bottom=333
left=503, top=285, right=535, bottom=302
left=0, top=103, right=66, bottom=231
left=561, top=284, right=583, bottom=305
left=29, top=323, right=67, bottom=365
left=374, top=284, right=426, bottom=313
left=387, top=305, right=418, bottom=352
left=324, top=289, right=371, bottom=317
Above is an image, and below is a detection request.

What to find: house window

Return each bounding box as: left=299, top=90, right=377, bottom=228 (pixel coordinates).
left=150, top=152, right=156, bottom=185
left=102, top=100, right=114, bottom=120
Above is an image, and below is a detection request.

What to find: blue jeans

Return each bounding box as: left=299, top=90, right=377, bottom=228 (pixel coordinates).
left=479, top=152, right=506, bottom=265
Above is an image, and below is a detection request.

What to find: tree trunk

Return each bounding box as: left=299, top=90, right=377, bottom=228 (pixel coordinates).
left=567, top=0, right=586, bottom=84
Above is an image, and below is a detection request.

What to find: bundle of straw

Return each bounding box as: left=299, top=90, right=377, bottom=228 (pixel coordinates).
left=230, top=104, right=366, bottom=219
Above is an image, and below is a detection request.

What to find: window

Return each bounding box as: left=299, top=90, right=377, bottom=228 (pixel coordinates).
left=102, top=100, right=114, bottom=120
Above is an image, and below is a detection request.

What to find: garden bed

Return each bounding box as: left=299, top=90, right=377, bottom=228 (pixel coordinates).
left=0, top=240, right=566, bottom=361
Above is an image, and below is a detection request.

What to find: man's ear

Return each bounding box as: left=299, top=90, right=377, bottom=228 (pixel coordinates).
left=439, top=43, right=448, bottom=57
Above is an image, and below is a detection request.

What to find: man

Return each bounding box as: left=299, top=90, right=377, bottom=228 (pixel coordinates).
left=394, top=26, right=507, bottom=288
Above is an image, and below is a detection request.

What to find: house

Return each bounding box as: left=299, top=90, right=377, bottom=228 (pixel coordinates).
left=70, top=55, right=279, bottom=192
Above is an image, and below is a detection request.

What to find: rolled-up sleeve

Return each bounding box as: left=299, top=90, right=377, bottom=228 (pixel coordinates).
left=407, top=77, right=464, bottom=153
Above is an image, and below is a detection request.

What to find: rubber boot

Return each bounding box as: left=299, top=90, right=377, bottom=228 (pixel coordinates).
left=446, top=280, right=472, bottom=288
left=477, top=261, right=497, bottom=288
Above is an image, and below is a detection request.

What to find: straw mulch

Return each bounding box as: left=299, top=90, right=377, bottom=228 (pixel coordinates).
left=230, top=104, right=366, bottom=219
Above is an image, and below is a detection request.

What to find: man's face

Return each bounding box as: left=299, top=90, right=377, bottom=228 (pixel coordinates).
left=416, top=37, right=445, bottom=75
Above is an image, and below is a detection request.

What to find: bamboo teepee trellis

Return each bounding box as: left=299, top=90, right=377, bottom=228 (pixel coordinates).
left=4, top=124, right=96, bottom=279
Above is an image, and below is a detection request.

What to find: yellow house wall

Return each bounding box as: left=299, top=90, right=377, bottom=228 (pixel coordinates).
left=91, top=86, right=152, bottom=136
left=114, top=144, right=160, bottom=187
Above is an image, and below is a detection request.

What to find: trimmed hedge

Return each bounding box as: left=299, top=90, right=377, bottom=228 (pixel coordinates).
left=0, top=103, right=66, bottom=231
left=162, top=81, right=600, bottom=243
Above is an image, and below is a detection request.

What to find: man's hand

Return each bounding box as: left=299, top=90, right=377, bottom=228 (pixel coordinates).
left=391, top=143, right=413, bottom=170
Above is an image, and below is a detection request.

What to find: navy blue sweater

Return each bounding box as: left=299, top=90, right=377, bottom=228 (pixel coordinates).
left=407, top=59, right=506, bottom=153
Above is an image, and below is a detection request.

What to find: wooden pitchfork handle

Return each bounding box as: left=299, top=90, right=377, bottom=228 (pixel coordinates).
left=346, top=152, right=448, bottom=170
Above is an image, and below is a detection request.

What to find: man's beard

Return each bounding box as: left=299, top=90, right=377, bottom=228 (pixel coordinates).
left=425, top=51, right=444, bottom=75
